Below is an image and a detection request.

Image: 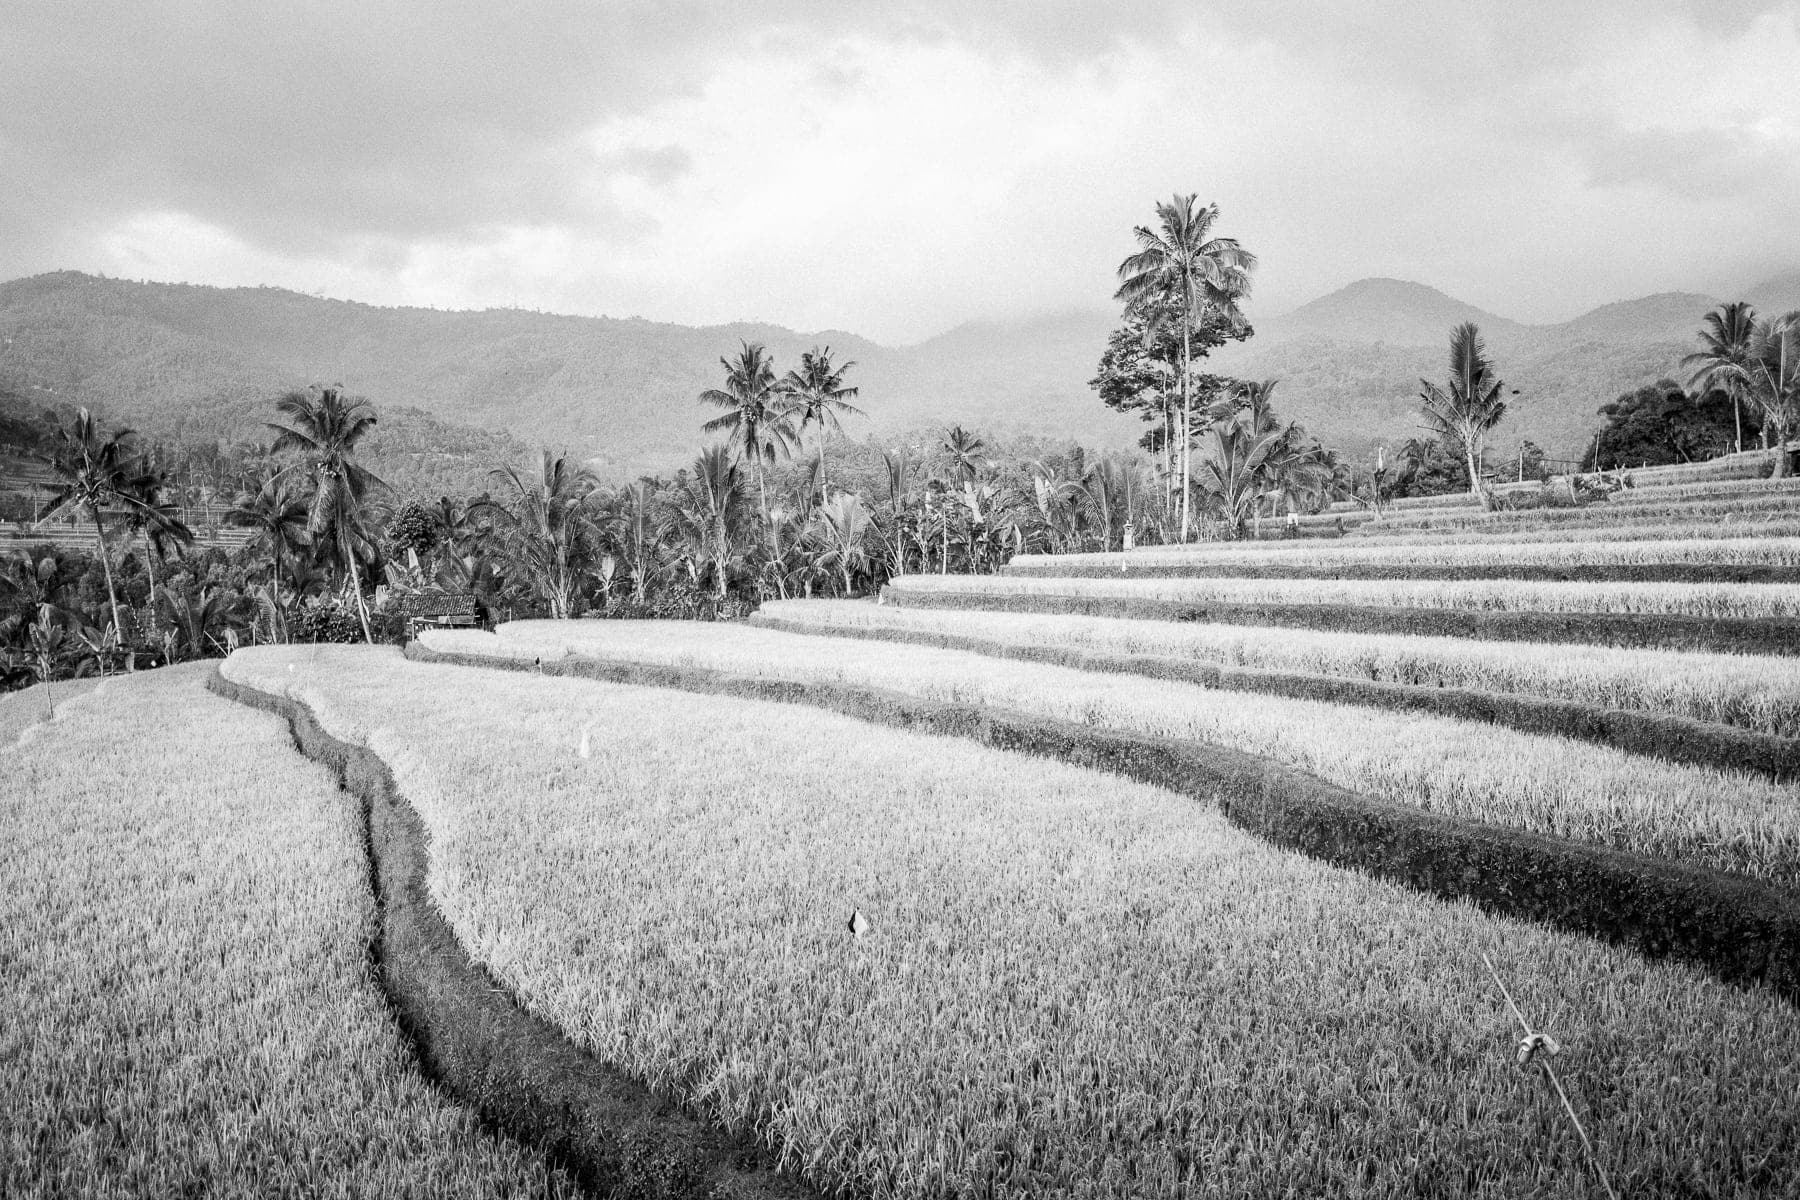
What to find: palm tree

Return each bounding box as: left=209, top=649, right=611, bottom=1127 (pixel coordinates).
left=121, top=466, right=194, bottom=623
left=1683, top=302, right=1758, bottom=455
left=157, top=586, right=248, bottom=662
left=939, top=425, right=986, bottom=486
left=34, top=408, right=170, bottom=642
left=1419, top=323, right=1509, bottom=504
left=781, top=347, right=864, bottom=496
left=603, top=480, right=661, bottom=605
left=473, top=450, right=599, bottom=619
left=660, top=446, right=747, bottom=601
left=228, top=475, right=312, bottom=637
left=700, top=342, right=797, bottom=551
left=806, top=494, right=875, bottom=596
left=1115, top=196, right=1257, bottom=542
left=266, top=386, right=387, bottom=642
left=1194, top=422, right=1285, bottom=539
left=1746, top=312, right=1800, bottom=478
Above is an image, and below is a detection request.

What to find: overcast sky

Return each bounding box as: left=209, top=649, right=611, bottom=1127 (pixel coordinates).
left=4, top=1, right=1797, bottom=342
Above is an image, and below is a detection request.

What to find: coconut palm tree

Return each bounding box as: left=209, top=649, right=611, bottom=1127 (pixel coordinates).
left=34, top=408, right=171, bottom=643
left=1746, top=312, right=1800, bottom=478
left=120, top=466, right=194, bottom=624
left=266, top=386, right=387, bottom=642
left=1114, top=196, right=1257, bottom=542
left=939, top=425, right=986, bottom=486
left=473, top=450, right=599, bottom=619
left=1419, top=323, right=1509, bottom=505
left=157, top=585, right=249, bottom=661
left=660, top=446, right=747, bottom=602
left=781, top=347, right=864, bottom=496
left=600, top=480, right=661, bottom=605
left=700, top=342, right=797, bottom=551
left=1194, top=422, right=1286, bottom=539
left=1683, top=301, right=1758, bottom=455
left=806, top=493, right=874, bottom=596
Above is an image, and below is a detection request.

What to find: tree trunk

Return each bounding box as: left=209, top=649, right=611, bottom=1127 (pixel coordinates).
left=1179, top=321, right=1192, bottom=542
left=345, top=543, right=374, bottom=644
left=144, top=544, right=160, bottom=636
left=1466, top=438, right=1495, bottom=511
left=1734, top=390, right=1744, bottom=456
left=90, top=505, right=124, bottom=644
left=271, top=550, right=284, bottom=643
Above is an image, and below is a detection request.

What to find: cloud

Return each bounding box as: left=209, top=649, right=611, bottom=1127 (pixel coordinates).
left=3, top=1, right=1798, bottom=339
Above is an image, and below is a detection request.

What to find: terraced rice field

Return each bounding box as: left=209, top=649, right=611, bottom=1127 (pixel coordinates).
left=1008, top=535, right=1800, bottom=577
left=21, top=446, right=1800, bottom=1198
left=754, top=598, right=1800, bottom=739
left=0, top=665, right=576, bottom=1197
left=886, top=572, right=1800, bottom=619
left=1361, top=493, right=1800, bottom=536
left=224, top=645, right=1800, bottom=1199
left=433, top=621, right=1800, bottom=886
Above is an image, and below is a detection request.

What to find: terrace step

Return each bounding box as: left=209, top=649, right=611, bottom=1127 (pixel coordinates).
left=882, top=584, right=1800, bottom=656
left=1004, top=558, right=1800, bottom=584
left=750, top=611, right=1800, bottom=780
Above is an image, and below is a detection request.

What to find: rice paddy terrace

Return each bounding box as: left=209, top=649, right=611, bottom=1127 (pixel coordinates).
left=15, top=458, right=1800, bottom=1198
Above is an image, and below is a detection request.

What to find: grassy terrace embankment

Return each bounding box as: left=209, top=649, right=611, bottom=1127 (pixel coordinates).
left=0, top=677, right=99, bottom=745
left=435, top=622, right=1800, bottom=887
left=883, top=573, right=1800, bottom=654
left=1358, top=493, right=1800, bottom=536
left=0, top=665, right=578, bottom=1198
left=228, top=644, right=1800, bottom=1198
left=1006, top=536, right=1800, bottom=583
left=751, top=600, right=1800, bottom=775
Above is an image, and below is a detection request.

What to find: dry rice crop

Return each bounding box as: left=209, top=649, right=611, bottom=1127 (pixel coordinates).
left=1608, top=477, right=1800, bottom=506
left=1365, top=494, right=1800, bottom=536
left=755, top=599, right=1800, bottom=739
left=0, top=664, right=577, bottom=1199
left=439, top=622, right=1800, bottom=886
left=1010, top=536, right=1800, bottom=576
left=886, top=571, right=1800, bottom=619
left=224, top=645, right=1800, bottom=1199
left=0, top=678, right=99, bottom=747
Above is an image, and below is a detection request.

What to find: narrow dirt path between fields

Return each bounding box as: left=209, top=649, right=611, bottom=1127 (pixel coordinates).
left=206, top=667, right=823, bottom=1200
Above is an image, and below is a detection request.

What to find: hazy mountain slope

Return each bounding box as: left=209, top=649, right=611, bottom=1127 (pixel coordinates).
left=1746, top=269, right=1800, bottom=316
left=1255, top=278, right=1524, bottom=346
left=0, top=269, right=1788, bottom=478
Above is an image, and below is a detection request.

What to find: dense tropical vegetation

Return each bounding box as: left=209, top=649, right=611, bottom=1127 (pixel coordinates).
left=7, top=200, right=1798, bottom=691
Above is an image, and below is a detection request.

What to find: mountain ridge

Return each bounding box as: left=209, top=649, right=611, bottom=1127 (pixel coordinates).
left=0, top=268, right=1790, bottom=483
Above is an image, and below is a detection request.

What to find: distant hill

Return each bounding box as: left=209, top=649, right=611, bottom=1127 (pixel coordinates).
left=1746, top=269, right=1800, bottom=316
left=0, top=268, right=1791, bottom=479
left=1256, top=278, right=1523, bottom=346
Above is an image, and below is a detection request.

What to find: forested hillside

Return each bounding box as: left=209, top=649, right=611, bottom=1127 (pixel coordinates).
left=1, top=270, right=1791, bottom=480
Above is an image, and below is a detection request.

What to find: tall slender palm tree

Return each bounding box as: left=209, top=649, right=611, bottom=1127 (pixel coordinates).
left=1683, top=301, right=1758, bottom=455
left=700, top=342, right=797, bottom=551
left=1747, top=312, right=1800, bottom=478
left=939, top=425, right=986, bottom=486
left=660, top=446, right=747, bottom=601
left=228, top=475, right=312, bottom=635
left=121, top=465, right=194, bottom=626
left=1114, top=196, right=1257, bottom=542
left=1419, top=323, right=1509, bottom=504
left=34, top=408, right=168, bottom=642
left=1194, top=422, right=1285, bottom=539
left=781, top=347, right=864, bottom=496
left=473, top=450, right=599, bottom=619
left=266, top=385, right=387, bottom=642
left=806, top=494, right=874, bottom=596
